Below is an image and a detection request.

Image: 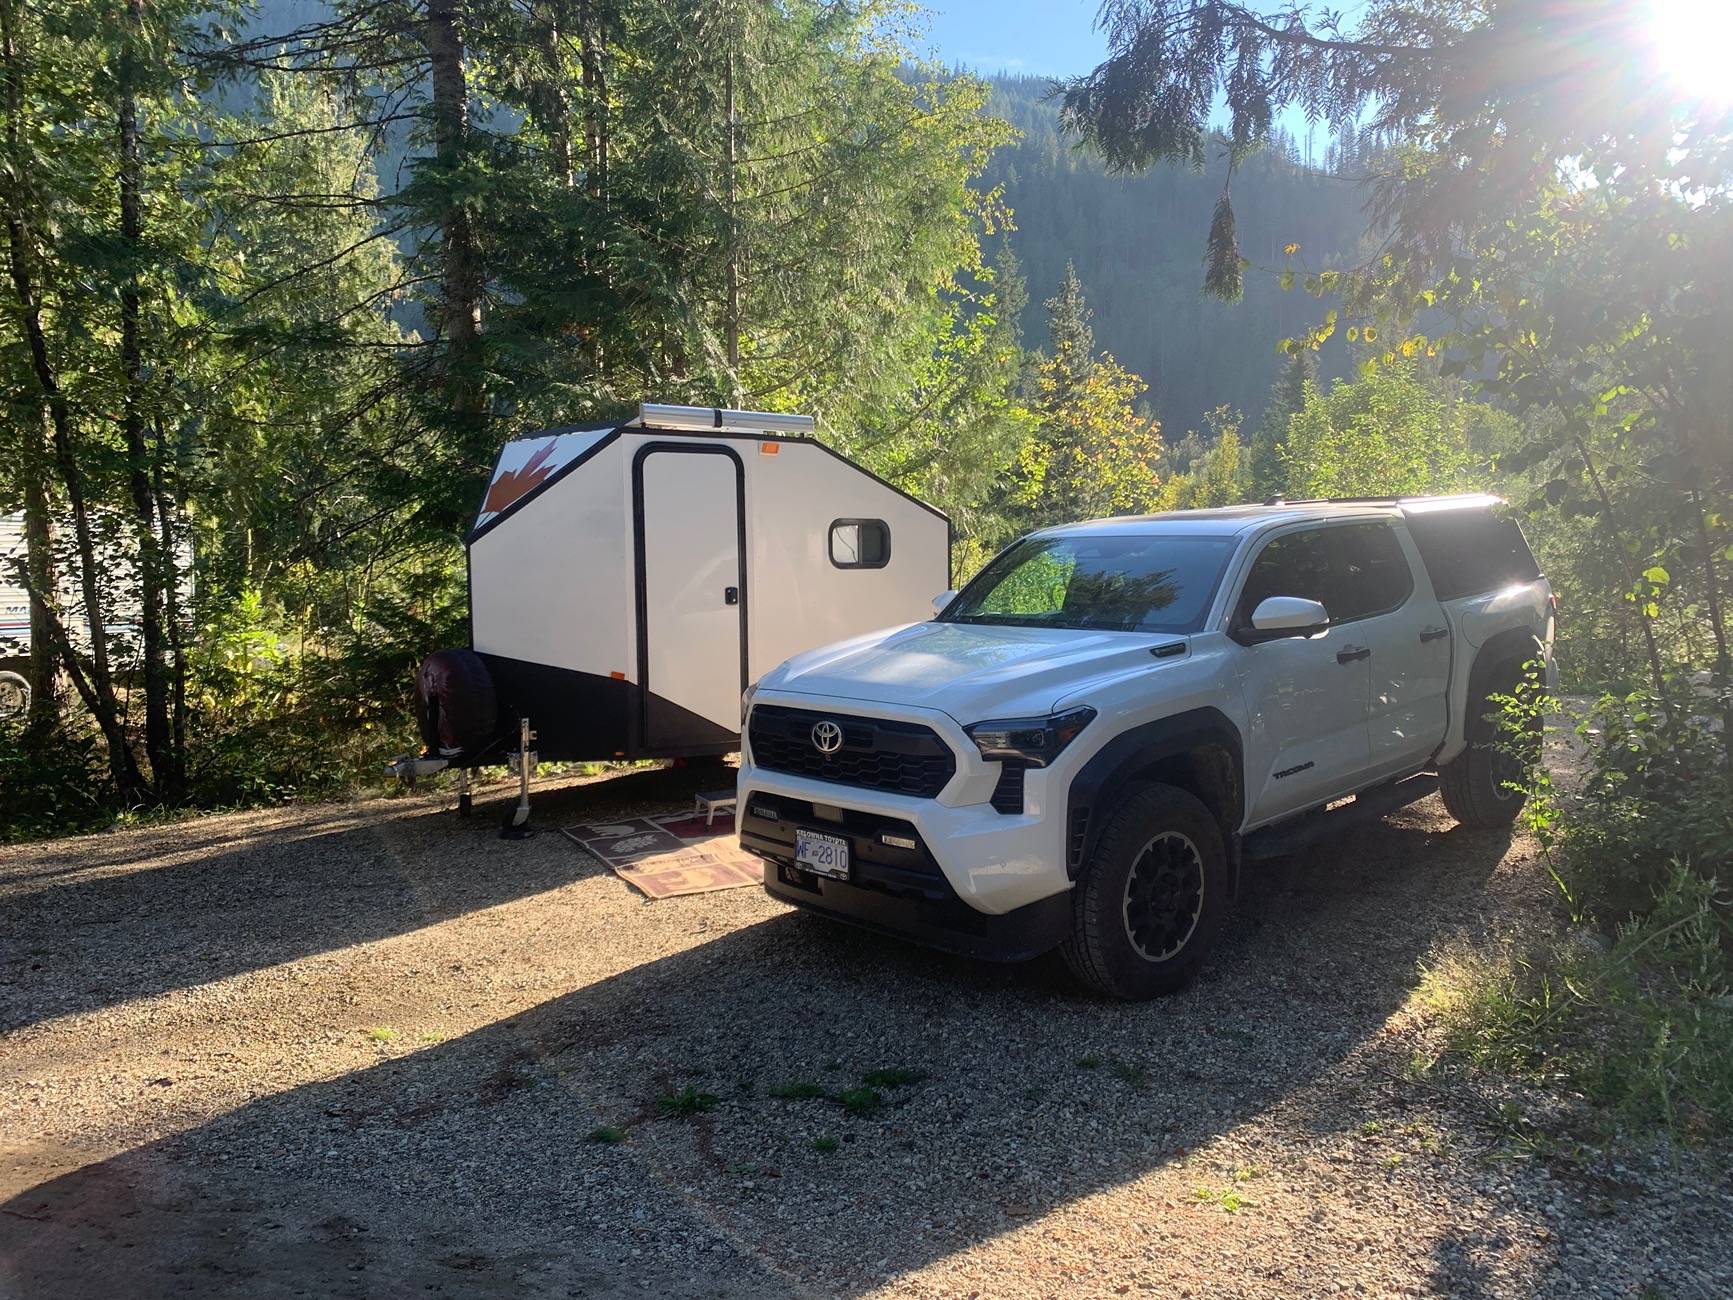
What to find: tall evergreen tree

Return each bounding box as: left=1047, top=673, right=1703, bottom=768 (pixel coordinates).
left=1249, top=348, right=1313, bottom=499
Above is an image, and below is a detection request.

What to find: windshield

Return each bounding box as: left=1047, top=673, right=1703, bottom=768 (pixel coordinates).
left=942, top=533, right=1237, bottom=634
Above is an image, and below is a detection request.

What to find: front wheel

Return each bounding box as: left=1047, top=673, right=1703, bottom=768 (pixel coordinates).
left=1061, top=782, right=1228, bottom=1000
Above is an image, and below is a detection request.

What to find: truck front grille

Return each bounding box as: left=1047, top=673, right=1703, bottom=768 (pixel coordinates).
left=747, top=704, right=955, bottom=798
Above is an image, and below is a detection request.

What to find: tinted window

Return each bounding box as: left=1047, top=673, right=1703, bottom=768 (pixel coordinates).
left=830, top=519, right=889, bottom=568
left=1327, top=523, right=1413, bottom=621
left=1238, top=528, right=1334, bottom=618
left=1238, top=523, right=1412, bottom=626
left=944, top=534, right=1238, bottom=634
left=1406, top=508, right=1540, bottom=601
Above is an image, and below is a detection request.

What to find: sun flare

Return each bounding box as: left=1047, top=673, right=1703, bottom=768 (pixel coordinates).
left=1648, top=0, right=1733, bottom=106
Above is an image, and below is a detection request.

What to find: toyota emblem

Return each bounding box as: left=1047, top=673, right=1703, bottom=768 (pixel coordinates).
left=811, top=720, right=843, bottom=755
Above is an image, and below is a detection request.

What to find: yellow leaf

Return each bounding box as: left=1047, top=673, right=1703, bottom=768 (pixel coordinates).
left=1283, top=242, right=1299, bottom=256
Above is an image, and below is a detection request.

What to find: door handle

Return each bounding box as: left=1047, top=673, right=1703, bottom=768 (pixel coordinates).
left=724, top=586, right=740, bottom=606
left=1336, top=645, right=1370, bottom=663
left=1419, top=626, right=1449, bottom=643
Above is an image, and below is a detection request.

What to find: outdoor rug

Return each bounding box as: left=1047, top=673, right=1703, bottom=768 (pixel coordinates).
left=560, top=810, right=761, bottom=899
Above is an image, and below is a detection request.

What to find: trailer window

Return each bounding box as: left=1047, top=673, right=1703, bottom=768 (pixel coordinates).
left=830, top=519, right=890, bottom=569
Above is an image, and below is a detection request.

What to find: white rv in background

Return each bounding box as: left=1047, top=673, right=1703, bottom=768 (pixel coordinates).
left=412, top=403, right=951, bottom=765
left=0, top=511, right=194, bottom=720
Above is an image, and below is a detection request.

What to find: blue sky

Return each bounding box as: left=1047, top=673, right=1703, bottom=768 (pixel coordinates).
left=914, top=0, right=1107, bottom=78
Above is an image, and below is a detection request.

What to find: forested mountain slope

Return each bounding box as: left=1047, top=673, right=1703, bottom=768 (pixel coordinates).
left=983, top=75, right=1369, bottom=438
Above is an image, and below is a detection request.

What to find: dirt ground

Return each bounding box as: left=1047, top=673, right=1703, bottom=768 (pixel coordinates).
left=2, top=764, right=1729, bottom=1299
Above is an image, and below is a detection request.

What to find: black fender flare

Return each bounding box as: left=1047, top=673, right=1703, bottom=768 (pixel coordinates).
left=1065, top=706, right=1245, bottom=888
left=1465, top=627, right=1545, bottom=713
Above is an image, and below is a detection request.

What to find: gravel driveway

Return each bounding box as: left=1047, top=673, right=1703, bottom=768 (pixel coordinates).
left=2, top=764, right=1728, bottom=1299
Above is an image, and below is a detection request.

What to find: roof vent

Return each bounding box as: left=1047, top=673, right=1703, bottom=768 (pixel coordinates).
left=637, top=402, right=815, bottom=436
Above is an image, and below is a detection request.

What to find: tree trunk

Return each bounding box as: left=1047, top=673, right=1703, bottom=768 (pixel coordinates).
left=580, top=0, right=607, bottom=204
left=425, top=0, right=485, bottom=436
left=536, top=0, right=572, bottom=187
left=722, top=30, right=741, bottom=385
left=0, top=0, right=144, bottom=800
left=19, top=414, right=59, bottom=735
left=118, top=0, right=173, bottom=796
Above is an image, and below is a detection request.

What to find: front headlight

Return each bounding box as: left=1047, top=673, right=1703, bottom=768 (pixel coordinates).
left=965, top=706, right=1096, bottom=767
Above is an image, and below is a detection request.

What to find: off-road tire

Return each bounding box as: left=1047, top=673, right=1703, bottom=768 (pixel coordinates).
left=1061, top=782, right=1228, bottom=1000
left=1439, top=668, right=1532, bottom=828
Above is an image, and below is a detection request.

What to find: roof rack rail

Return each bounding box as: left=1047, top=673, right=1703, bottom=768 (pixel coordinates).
left=1263, top=494, right=1407, bottom=507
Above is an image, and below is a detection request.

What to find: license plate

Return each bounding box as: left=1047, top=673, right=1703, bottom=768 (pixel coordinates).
left=794, top=829, right=850, bottom=880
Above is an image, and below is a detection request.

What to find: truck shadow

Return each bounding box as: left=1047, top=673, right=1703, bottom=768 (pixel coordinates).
left=0, top=764, right=731, bottom=1035
left=3, top=813, right=1578, bottom=1299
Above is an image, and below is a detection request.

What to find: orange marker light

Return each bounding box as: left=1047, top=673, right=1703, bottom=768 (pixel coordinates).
left=760, top=441, right=779, bottom=455
left=610, top=671, right=626, bottom=680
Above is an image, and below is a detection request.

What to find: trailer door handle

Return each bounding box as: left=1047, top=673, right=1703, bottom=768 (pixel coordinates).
left=1336, top=645, right=1370, bottom=664
left=1419, top=626, right=1449, bottom=643
left=724, top=586, right=740, bottom=606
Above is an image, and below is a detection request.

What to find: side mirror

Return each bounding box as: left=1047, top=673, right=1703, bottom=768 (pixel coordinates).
left=932, top=589, right=958, bottom=616
left=1246, top=596, right=1329, bottom=640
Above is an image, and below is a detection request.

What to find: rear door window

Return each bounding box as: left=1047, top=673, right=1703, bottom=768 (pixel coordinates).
left=1323, top=523, right=1413, bottom=622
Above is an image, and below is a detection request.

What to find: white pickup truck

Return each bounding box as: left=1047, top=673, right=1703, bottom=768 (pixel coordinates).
left=737, top=494, right=1556, bottom=999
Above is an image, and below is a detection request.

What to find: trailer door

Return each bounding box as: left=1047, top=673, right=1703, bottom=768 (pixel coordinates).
left=634, top=444, right=746, bottom=752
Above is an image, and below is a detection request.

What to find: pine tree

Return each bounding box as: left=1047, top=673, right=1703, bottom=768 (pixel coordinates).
left=1249, top=348, right=1313, bottom=499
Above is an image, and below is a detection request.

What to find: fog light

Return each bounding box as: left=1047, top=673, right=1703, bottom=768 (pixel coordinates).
left=880, top=832, right=917, bottom=850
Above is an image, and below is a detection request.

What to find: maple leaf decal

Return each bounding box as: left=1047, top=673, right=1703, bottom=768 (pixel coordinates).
left=482, top=440, right=561, bottom=516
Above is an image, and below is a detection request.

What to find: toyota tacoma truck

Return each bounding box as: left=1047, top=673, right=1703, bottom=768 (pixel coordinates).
left=737, top=495, right=1556, bottom=999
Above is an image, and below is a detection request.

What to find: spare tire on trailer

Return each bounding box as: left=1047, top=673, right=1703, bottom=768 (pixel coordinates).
left=415, top=648, right=500, bottom=756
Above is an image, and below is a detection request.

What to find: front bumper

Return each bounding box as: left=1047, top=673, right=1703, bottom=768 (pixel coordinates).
left=741, top=791, right=1071, bottom=961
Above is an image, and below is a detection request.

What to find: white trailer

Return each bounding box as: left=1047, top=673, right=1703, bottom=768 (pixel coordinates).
left=414, top=403, right=951, bottom=768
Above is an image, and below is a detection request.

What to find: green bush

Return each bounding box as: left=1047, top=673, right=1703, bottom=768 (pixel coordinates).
left=1556, top=685, right=1733, bottom=923
left=0, top=720, right=112, bottom=842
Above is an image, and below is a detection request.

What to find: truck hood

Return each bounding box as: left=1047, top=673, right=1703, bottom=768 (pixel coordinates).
left=757, top=621, right=1181, bottom=722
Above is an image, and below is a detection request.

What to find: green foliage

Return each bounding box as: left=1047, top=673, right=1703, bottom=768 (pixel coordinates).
left=1421, top=868, right=1733, bottom=1144
left=1009, top=270, right=1165, bottom=526
left=657, top=1086, right=720, bottom=1119
left=1554, top=687, right=1733, bottom=924
left=1281, top=362, right=1505, bottom=499
left=0, top=721, right=109, bottom=842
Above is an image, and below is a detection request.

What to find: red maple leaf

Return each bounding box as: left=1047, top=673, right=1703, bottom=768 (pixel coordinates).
left=482, top=440, right=561, bottom=516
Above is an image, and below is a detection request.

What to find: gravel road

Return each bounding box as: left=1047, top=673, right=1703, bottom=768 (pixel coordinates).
left=2, top=763, right=1728, bottom=1299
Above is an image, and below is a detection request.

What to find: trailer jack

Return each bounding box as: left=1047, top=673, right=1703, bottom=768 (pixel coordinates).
left=501, top=717, right=538, bottom=840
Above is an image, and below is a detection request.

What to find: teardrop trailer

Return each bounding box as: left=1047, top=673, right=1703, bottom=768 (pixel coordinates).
left=393, top=403, right=951, bottom=828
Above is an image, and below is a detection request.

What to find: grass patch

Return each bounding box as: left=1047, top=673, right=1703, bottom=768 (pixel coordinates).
left=834, top=1086, right=885, bottom=1116
left=811, top=1136, right=840, bottom=1153
left=862, top=1066, right=928, bottom=1089
left=657, top=1086, right=720, bottom=1119
left=365, top=1026, right=398, bottom=1043
left=1191, top=1186, right=1254, bottom=1213
left=1075, top=1053, right=1103, bottom=1070
left=588, top=1125, right=626, bottom=1144
left=1107, top=1060, right=1149, bottom=1091
left=768, top=1080, right=829, bottom=1100
left=1416, top=868, right=1733, bottom=1144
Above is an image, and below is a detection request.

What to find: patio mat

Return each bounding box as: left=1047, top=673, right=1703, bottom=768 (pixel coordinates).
left=560, top=810, right=761, bottom=899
